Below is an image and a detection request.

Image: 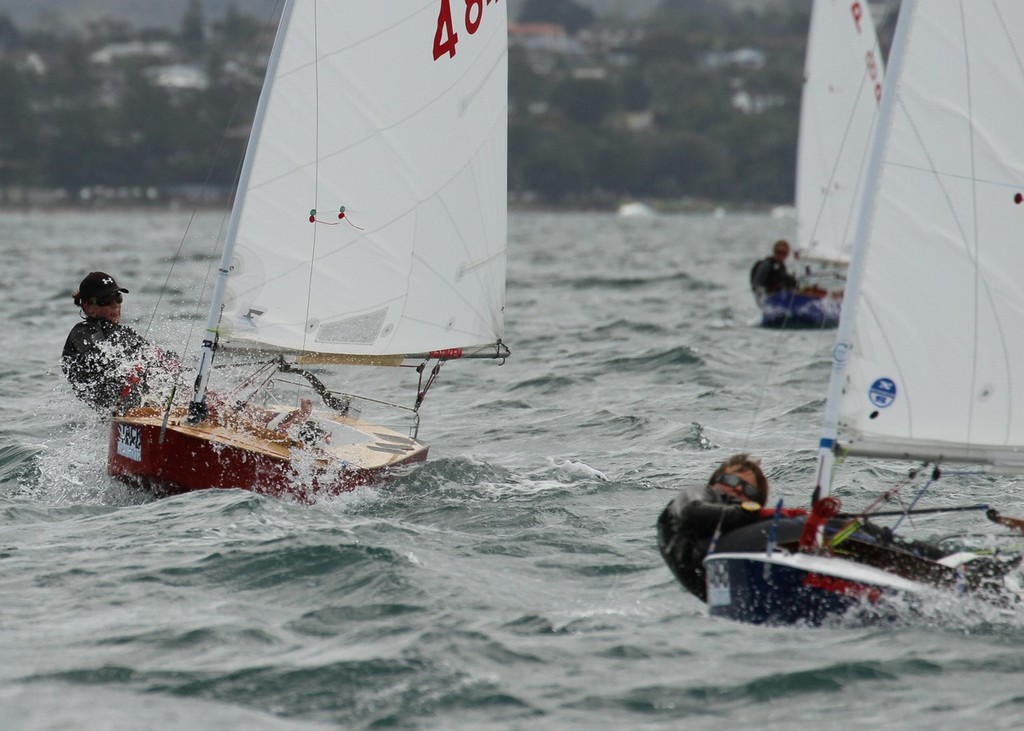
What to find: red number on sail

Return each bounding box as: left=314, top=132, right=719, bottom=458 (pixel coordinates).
left=851, top=2, right=863, bottom=33
left=433, top=0, right=459, bottom=59
left=465, top=0, right=483, bottom=34
left=865, top=49, right=881, bottom=104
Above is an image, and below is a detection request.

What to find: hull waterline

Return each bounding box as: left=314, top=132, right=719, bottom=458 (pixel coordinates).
left=759, top=290, right=842, bottom=329
left=108, top=406, right=428, bottom=501
left=704, top=551, right=925, bottom=625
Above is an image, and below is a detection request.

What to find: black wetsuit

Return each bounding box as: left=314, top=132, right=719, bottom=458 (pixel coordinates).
left=61, top=317, right=177, bottom=412
left=659, top=481, right=1021, bottom=603
left=750, top=257, right=797, bottom=298
left=657, top=484, right=763, bottom=602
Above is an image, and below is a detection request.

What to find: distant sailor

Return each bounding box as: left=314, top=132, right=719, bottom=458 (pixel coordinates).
left=61, top=271, right=180, bottom=412
left=750, top=239, right=798, bottom=304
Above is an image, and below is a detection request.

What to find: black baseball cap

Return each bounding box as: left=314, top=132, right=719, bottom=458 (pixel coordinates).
left=78, top=271, right=129, bottom=300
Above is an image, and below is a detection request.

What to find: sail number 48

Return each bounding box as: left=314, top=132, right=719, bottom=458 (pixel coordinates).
left=433, top=0, right=500, bottom=60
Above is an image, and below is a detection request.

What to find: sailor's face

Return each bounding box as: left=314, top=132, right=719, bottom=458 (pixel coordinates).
left=83, top=298, right=122, bottom=325
left=715, top=466, right=760, bottom=503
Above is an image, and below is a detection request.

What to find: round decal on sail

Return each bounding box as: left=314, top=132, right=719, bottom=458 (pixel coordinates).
left=868, top=378, right=896, bottom=408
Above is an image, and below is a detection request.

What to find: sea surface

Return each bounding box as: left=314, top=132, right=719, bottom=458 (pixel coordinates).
left=4, top=209, right=1024, bottom=730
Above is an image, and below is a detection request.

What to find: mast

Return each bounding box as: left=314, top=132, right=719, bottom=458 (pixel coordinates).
left=188, top=0, right=296, bottom=422
left=813, top=0, right=916, bottom=499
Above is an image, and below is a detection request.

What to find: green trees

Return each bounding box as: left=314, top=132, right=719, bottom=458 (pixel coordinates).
left=179, top=0, right=205, bottom=56
left=0, top=2, right=811, bottom=207
left=0, top=6, right=258, bottom=196
left=0, top=61, right=37, bottom=185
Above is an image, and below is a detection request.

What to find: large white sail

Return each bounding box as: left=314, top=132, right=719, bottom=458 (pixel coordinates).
left=218, top=1, right=508, bottom=360
left=794, top=0, right=883, bottom=264
left=833, top=1, right=1024, bottom=467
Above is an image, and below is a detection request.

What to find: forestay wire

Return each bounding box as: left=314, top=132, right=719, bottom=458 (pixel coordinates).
left=138, top=0, right=288, bottom=412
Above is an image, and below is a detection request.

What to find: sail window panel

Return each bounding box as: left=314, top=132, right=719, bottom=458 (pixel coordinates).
left=315, top=308, right=388, bottom=346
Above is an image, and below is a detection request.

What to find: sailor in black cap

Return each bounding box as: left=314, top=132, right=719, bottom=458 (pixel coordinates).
left=61, top=272, right=179, bottom=412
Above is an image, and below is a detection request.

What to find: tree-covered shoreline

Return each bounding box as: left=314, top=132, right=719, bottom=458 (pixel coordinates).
left=0, top=0, right=891, bottom=210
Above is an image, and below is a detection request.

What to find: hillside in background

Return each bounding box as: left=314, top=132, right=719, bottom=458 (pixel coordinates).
left=0, top=1, right=280, bottom=31
left=0, top=0, right=761, bottom=31
left=0, top=0, right=899, bottom=208
left=0, top=0, right=894, bottom=31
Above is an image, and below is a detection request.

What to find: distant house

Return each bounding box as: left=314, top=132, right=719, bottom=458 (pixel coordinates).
left=510, top=22, right=565, bottom=43
left=612, top=109, right=655, bottom=132
left=145, top=64, right=208, bottom=91
left=509, top=22, right=585, bottom=57
left=702, top=47, right=767, bottom=70
left=571, top=66, right=607, bottom=80
left=731, top=89, right=785, bottom=115
left=721, top=0, right=796, bottom=12
left=525, top=101, right=550, bottom=116
left=5, top=50, right=48, bottom=75
left=90, top=41, right=176, bottom=65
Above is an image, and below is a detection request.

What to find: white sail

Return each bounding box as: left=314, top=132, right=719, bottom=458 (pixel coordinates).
left=832, top=0, right=1024, bottom=468
left=218, top=0, right=508, bottom=360
left=794, top=0, right=884, bottom=265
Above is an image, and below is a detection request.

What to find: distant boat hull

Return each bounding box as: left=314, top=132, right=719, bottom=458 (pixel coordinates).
left=758, top=289, right=842, bottom=329
left=617, top=201, right=655, bottom=217
left=108, top=405, right=428, bottom=501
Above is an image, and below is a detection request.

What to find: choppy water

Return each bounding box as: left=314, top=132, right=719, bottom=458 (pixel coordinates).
left=4, top=209, right=1024, bottom=730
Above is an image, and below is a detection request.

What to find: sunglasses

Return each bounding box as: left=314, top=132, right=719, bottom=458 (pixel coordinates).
left=91, top=293, right=123, bottom=306
left=715, top=473, right=761, bottom=502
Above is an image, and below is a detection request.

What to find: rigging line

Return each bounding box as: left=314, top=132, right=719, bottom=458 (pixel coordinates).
left=960, top=0, right=983, bottom=447
left=888, top=12, right=1008, bottom=380
left=805, top=50, right=877, bottom=254
left=745, top=293, right=835, bottom=453
left=743, top=324, right=792, bottom=454
left=842, top=504, right=988, bottom=518
left=890, top=464, right=941, bottom=532
left=984, top=2, right=1022, bottom=444
left=952, top=2, right=1017, bottom=446
left=145, top=0, right=287, bottom=412
left=828, top=461, right=928, bottom=547
left=255, top=30, right=508, bottom=192
left=186, top=3, right=287, bottom=379
left=993, top=2, right=1024, bottom=82
left=225, top=361, right=279, bottom=407
left=300, top=0, right=321, bottom=364
left=150, top=0, right=288, bottom=343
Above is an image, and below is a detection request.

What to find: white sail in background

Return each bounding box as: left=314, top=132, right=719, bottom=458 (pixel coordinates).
left=219, top=1, right=508, bottom=360
left=794, top=0, right=883, bottom=265
left=833, top=0, right=1024, bottom=467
